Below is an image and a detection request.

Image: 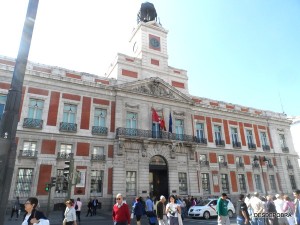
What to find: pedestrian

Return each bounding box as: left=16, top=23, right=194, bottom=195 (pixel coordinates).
left=157, top=195, right=168, bottom=225
left=75, top=197, right=82, bottom=222
left=11, top=196, right=20, bottom=220
left=249, top=192, right=265, bottom=225
left=64, top=200, right=77, bottom=225
left=92, top=197, right=99, bottom=216
left=274, top=194, right=289, bottom=225
left=21, top=197, right=49, bottom=225
left=266, top=195, right=278, bottom=225
left=166, top=194, right=181, bottom=225
left=217, top=193, right=230, bottom=225
left=293, top=190, right=300, bottom=225
left=112, top=193, right=131, bottom=225
left=236, top=194, right=250, bottom=225
left=146, top=196, right=154, bottom=216
left=86, top=198, right=93, bottom=217
left=133, top=197, right=143, bottom=225
left=283, top=195, right=295, bottom=225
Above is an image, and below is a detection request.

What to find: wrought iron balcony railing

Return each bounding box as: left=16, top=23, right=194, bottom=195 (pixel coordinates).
left=215, top=139, right=225, bottom=146
left=23, top=118, right=43, bottom=129
left=57, top=152, right=72, bottom=159
left=252, top=162, right=260, bottom=169
left=262, top=145, right=270, bottom=151
left=219, top=162, right=228, bottom=167
left=200, top=160, right=209, bottom=166
left=91, top=154, right=106, bottom=161
left=59, top=122, right=77, bottom=132
left=19, top=150, right=38, bottom=158
left=248, top=143, right=256, bottom=150
left=282, top=147, right=289, bottom=152
left=233, top=141, right=241, bottom=148
left=92, top=126, right=108, bottom=136
left=194, top=137, right=207, bottom=144
left=267, top=164, right=274, bottom=169
left=237, top=162, right=244, bottom=168
left=116, top=127, right=195, bottom=142
left=287, top=165, right=293, bottom=170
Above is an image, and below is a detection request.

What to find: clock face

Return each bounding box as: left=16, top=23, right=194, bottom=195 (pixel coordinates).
left=150, top=37, right=160, bottom=48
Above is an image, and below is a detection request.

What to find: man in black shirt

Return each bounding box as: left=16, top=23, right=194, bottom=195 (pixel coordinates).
left=236, top=194, right=250, bottom=225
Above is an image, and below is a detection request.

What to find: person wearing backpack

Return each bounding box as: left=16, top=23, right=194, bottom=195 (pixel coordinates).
left=75, top=198, right=82, bottom=222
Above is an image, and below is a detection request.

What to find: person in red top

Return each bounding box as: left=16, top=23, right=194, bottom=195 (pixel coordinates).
left=112, top=193, right=131, bottom=225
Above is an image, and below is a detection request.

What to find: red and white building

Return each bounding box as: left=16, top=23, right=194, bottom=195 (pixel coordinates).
left=0, top=10, right=298, bottom=210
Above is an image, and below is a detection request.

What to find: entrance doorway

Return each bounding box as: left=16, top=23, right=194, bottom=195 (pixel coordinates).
left=149, top=155, right=169, bottom=199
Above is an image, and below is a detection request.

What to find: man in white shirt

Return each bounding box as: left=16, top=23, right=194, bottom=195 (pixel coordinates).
left=249, top=192, right=264, bottom=225
left=274, top=194, right=289, bottom=225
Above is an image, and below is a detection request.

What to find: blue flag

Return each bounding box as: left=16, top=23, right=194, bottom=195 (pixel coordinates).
left=169, top=112, right=172, bottom=133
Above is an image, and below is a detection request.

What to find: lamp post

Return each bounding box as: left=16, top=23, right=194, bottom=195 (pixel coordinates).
left=0, top=1, right=39, bottom=224
left=253, top=155, right=268, bottom=196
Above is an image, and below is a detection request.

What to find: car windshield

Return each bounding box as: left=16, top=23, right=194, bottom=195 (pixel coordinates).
left=196, top=200, right=211, bottom=206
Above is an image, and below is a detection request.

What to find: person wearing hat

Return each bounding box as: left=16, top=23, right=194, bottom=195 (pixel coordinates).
left=157, top=195, right=168, bottom=225
left=217, top=193, right=230, bottom=225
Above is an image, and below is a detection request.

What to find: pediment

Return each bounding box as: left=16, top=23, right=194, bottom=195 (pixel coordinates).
left=114, top=77, right=193, bottom=104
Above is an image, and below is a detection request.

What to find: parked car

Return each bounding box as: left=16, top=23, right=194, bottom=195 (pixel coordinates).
left=188, top=198, right=235, bottom=219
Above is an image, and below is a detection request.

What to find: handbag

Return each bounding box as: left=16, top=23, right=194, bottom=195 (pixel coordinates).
left=130, top=212, right=134, bottom=219
left=62, top=218, right=67, bottom=225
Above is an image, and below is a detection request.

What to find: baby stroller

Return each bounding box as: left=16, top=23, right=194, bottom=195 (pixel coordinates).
left=147, top=211, right=157, bottom=225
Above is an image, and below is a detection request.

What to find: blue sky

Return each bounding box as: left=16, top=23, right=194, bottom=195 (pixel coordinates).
left=0, top=0, right=299, bottom=116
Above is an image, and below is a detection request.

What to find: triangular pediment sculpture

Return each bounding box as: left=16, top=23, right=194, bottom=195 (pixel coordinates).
left=114, top=77, right=193, bottom=104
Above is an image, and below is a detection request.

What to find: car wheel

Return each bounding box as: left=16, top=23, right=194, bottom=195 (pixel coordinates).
left=228, top=210, right=233, bottom=218
left=203, top=211, right=210, bottom=219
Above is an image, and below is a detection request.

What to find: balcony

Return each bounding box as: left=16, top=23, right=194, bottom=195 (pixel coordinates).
left=262, top=145, right=270, bottom=151
left=236, top=162, right=244, bottom=168
left=23, top=118, right=43, bottom=129
left=233, top=141, right=241, bottom=148
left=19, top=150, right=38, bottom=158
left=194, top=137, right=207, bottom=145
left=267, top=164, right=274, bottom=169
left=287, top=165, right=293, bottom=170
left=92, top=126, right=108, bottom=136
left=282, top=147, right=289, bottom=152
left=252, top=162, right=260, bottom=169
left=219, top=162, right=228, bottom=168
left=59, top=122, right=77, bottom=132
left=91, top=154, right=106, bottom=161
left=200, top=160, right=209, bottom=167
left=116, top=127, right=196, bottom=143
left=57, top=152, right=73, bottom=159
left=215, top=139, right=225, bottom=147
left=248, top=143, right=256, bottom=150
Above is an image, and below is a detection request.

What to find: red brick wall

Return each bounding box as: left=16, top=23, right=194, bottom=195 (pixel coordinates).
left=229, top=120, right=238, bottom=126
left=110, top=101, right=116, bottom=132
left=0, top=82, right=10, bottom=90
left=62, top=93, right=81, bottom=101
left=151, top=59, right=159, bottom=66
left=28, top=87, right=49, bottom=96
left=239, top=122, right=246, bottom=146
left=267, top=127, right=273, bottom=149
left=212, top=118, right=222, bottom=123
left=0, top=58, right=15, bottom=66
left=243, top=155, right=250, bottom=165
left=95, top=79, right=109, bottom=85
left=121, top=69, right=138, bottom=78
left=223, top=120, right=230, bottom=144
left=41, top=140, right=56, bottom=154
left=76, top=143, right=90, bottom=156
left=230, top=171, right=238, bottom=192
left=93, top=98, right=110, bottom=106
left=253, top=125, right=261, bottom=147
left=246, top=172, right=254, bottom=192
left=209, top=152, right=217, bottom=163
left=107, top=168, right=113, bottom=194
left=194, top=115, right=205, bottom=120
left=36, top=165, right=52, bottom=195
left=206, top=117, right=213, bottom=143
left=66, top=73, right=81, bottom=80
left=33, top=66, right=51, bottom=73
left=108, top=145, right=114, bottom=158
left=80, top=97, right=91, bottom=129
left=227, top=154, right=235, bottom=164
left=171, top=81, right=185, bottom=89
left=47, top=91, right=60, bottom=126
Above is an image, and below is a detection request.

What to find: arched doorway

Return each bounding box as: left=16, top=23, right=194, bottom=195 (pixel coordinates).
left=149, top=155, right=169, bottom=199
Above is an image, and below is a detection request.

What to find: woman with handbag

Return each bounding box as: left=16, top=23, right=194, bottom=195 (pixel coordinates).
left=21, top=197, right=49, bottom=225
left=63, top=200, right=77, bottom=225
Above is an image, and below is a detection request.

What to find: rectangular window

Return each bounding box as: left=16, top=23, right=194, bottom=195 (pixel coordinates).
left=269, top=175, right=277, bottom=191
left=231, top=127, right=239, bottom=143
left=221, top=174, right=229, bottom=193
left=254, top=174, right=262, bottom=192
left=214, top=125, right=222, bottom=142
left=246, top=130, right=254, bottom=144
left=290, top=175, right=297, bottom=190
left=178, top=172, right=188, bottom=194
left=238, top=174, right=247, bottom=193
left=14, top=168, right=33, bottom=197
left=55, top=169, right=68, bottom=195
left=92, top=146, right=105, bottom=160
left=22, top=141, right=37, bottom=157
left=0, top=94, right=7, bottom=119
left=218, top=155, right=225, bottom=163
left=196, top=123, right=205, bottom=140
left=201, top=173, right=210, bottom=194
left=279, top=134, right=287, bottom=148
left=28, top=99, right=44, bottom=119
left=175, top=119, right=184, bottom=140
left=90, top=170, right=104, bottom=196
left=63, top=104, right=77, bottom=123
left=126, top=171, right=136, bottom=196
left=126, top=112, right=137, bottom=129
left=199, top=154, right=207, bottom=162
left=260, top=132, right=268, bottom=146
left=59, top=144, right=72, bottom=159
left=94, top=108, right=107, bottom=127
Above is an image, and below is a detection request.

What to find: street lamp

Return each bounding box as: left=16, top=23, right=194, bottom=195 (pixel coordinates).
left=253, top=155, right=269, bottom=196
